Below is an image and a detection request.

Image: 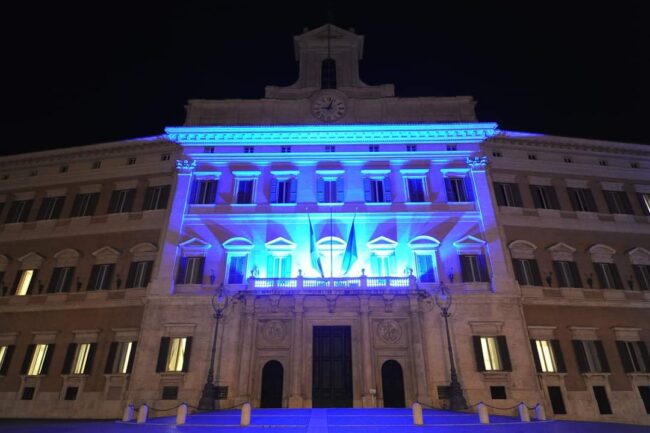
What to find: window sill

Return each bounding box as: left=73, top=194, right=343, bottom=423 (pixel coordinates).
left=364, top=202, right=391, bottom=206
left=159, top=372, right=186, bottom=378
left=270, top=203, right=297, bottom=207
left=230, top=203, right=256, bottom=207
left=405, top=201, right=431, bottom=205
left=581, top=372, right=611, bottom=379
left=317, top=202, right=344, bottom=206
left=480, top=371, right=511, bottom=382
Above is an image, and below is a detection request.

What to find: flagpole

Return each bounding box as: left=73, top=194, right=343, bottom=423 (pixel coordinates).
left=330, top=207, right=333, bottom=281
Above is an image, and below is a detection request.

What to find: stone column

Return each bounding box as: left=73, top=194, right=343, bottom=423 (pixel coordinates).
left=236, top=296, right=255, bottom=402
left=359, top=295, right=376, bottom=407
left=289, top=295, right=304, bottom=407
left=408, top=295, right=432, bottom=405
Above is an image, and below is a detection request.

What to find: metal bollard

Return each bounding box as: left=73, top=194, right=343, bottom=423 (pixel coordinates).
left=412, top=402, right=423, bottom=426
left=122, top=404, right=134, bottom=422
left=240, top=402, right=251, bottom=426
left=518, top=403, right=530, bottom=422
left=477, top=402, right=490, bottom=424
left=136, top=404, right=148, bottom=424
left=535, top=403, right=546, bottom=421
left=176, top=403, right=187, bottom=425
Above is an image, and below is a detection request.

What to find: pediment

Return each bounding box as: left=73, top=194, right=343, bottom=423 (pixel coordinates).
left=18, top=252, right=45, bottom=268
left=588, top=244, right=616, bottom=255
left=628, top=247, right=650, bottom=259
left=453, top=235, right=486, bottom=249
left=54, top=248, right=81, bottom=260
left=367, top=236, right=398, bottom=250
left=546, top=242, right=576, bottom=253
left=222, top=237, right=254, bottom=251
left=317, top=236, right=346, bottom=251
left=179, top=237, right=212, bottom=251
left=408, top=236, right=441, bottom=250
left=265, top=237, right=296, bottom=251
left=296, top=24, right=361, bottom=46
left=509, top=240, right=537, bottom=260
left=92, top=247, right=121, bottom=264
left=129, top=242, right=158, bottom=254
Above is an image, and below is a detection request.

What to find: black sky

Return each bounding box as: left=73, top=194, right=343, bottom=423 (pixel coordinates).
left=1, top=2, right=649, bottom=156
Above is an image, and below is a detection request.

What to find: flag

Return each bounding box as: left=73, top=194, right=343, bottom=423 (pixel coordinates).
left=308, top=214, right=324, bottom=278
left=341, top=215, right=358, bottom=275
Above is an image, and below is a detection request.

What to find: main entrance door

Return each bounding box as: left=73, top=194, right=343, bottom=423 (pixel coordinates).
left=312, top=326, right=353, bottom=407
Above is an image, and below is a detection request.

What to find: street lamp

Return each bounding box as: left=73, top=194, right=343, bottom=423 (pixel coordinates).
left=434, top=283, right=467, bottom=411
left=198, top=284, right=228, bottom=411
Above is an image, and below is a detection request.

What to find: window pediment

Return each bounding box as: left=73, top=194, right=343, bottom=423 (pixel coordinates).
left=265, top=237, right=296, bottom=251
left=408, top=236, right=440, bottom=251
left=92, top=247, right=121, bottom=264
left=18, top=252, right=45, bottom=269
left=628, top=247, right=650, bottom=266
left=367, top=236, right=398, bottom=251
left=508, top=240, right=537, bottom=260
left=53, top=248, right=81, bottom=267
left=588, top=244, right=616, bottom=263
left=317, top=236, right=346, bottom=252
left=453, top=235, right=486, bottom=254
left=547, top=242, right=576, bottom=262
left=130, top=242, right=158, bottom=261
left=222, top=237, right=254, bottom=251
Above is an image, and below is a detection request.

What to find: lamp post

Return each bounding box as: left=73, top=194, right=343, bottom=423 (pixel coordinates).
left=434, top=283, right=467, bottom=410
left=198, top=284, right=228, bottom=411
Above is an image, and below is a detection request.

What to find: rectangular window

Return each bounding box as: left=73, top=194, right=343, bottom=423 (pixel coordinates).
left=460, top=254, right=490, bottom=282
left=143, top=185, right=171, bottom=210
left=638, top=193, right=650, bottom=216
left=481, top=337, right=501, bottom=370
left=105, top=341, right=137, bottom=374
left=512, top=259, right=542, bottom=286
left=5, top=199, right=33, bottom=223
left=243, top=146, right=254, bottom=153
left=0, top=345, right=15, bottom=375
left=127, top=158, right=136, bottom=165
left=87, top=264, right=115, bottom=291
left=204, top=146, right=215, bottom=153
left=14, top=269, right=36, bottom=296
left=616, top=341, right=650, bottom=373
left=176, top=257, right=204, bottom=285
left=235, top=179, right=255, bottom=204
left=640, top=386, right=650, bottom=414
left=573, top=340, right=610, bottom=373
left=227, top=255, right=247, bottom=284
left=603, top=190, right=633, bottom=214
left=364, top=178, right=391, bottom=203
left=71, top=343, right=92, bottom=375
left=472, top=336, right=511, bottom=372
left=548, top=386, right=567, bottom=414
left=36, top=196, right=65, bottom=220
left=530, top=185, right=560, bottom=210
left=64, top=387, right=78, bottom=400
left=281, top=146, right=292, bottom=153
left=371, top=254, right=395, bottom=277
left=553, top=261, right=583, bottom=288
left=593, top=386, right=612, bottom=414
left=107, top=189, right=135, bottom=213
left=325, top=145, right=335, bottom=152
left=59, top=165, right=69, bottom=173
left=70, top=192, right=99, bottom=217
left=633, top=264, right=650, bottom=290
left=267, top=255, right=292, bottom=278
left=47, top=267, right=74, bottom=293
left=190, top=179, right=218, bottom=204
left=25, top=344, right=50, bottom=376
left=567, top=188, right=598, bottom=212
left=594, top=262, right=623, bottom=289
left=533, top=340, right=558, bottom=372
left=415, top=254, right=436, bottom=283
left=317, top=178, right=343, bottom=204
left=161, top=153, right=170, bottom=161
left=405, top=178, right=427, bottom=202
left=406, top=145, right=417, bottom=152
left=493, top=183, right=522, bottom=207
left=271, top=179, right=297, bottom=204
left=92, top=161, right=101, bottom=169
left=369, top=145, right=379, bottom=152
left=445, top=177, right=473, bottom=202
left=125, top=261, right=153, bottom=288
left=154, top=337, right=192, bottom=373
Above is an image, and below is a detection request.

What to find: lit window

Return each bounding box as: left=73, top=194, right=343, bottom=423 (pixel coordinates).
left=227, top=255, right=247, bottom=284
left=535, top=340, right=558, bottom=373
left=176, top=257, right=204, bottom=285
left=143, top=185, right=171, bottom=210
left=267, top=255, right=292, bottom=278
left=167, top=337, right=187, bottom=372
left=15, top=269, right=35, bottom=296
left=72, top=343, right=92, bottom=375
left=364, top=178, right=391, bottom=203
left=234, top=179, right=255, bottom=204
left=106, top=341, right=136, bottom=374
left=481, top=337, right=502, bottom=371
left=0, top=345, right=13, bottom=375
left=27, top=344, right=49, bottom=376
left=405, top=178, right=427, bottom=202
left=370, top=254, right=395, bottom=277
left=108, top=189, right=136, bottom=213
left=126, top=261, right=153, bottom=288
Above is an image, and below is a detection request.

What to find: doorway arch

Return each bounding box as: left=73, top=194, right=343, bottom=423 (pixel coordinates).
left=260, top=360, right=283, bottom=408
left=381, top=360, right=406, bottom=408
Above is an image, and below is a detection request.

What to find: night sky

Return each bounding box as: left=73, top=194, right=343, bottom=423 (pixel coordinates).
left=1, top=3, right=649, bottom=156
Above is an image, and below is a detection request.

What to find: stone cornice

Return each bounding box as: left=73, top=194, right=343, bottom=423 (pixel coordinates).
left=165, top=123, right=499, bottom=145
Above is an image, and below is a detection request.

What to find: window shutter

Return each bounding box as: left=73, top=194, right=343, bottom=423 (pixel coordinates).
left=87, top=193, right=99, bottom=216
left=87, top=265, right=100, bottom=290
left=567, top=189, right=579, bottom=211
left=478, top=255, right=490, bottom=282
left=126, top=262, right=137, bottom=288
left=572, top=340, right=589, bottom=373
left=21, top=200, right=33, bottom=222
left=289, top=179, right=297, bottom=203
left=594, top=263, right=607, bottom=289
left=594, top=340, right=610, bottom=372
left=584, top=189, right=597, bottom=212
left=336, top=178, right=344, bottom=202
left=383, top=178, right=392, bottom=202
left=363, top=178, right=371, bottom=202
left=20, top=344, right=35, bottom=375
left=444, top=178, right=456, bottom=202
left=472, top=336, right=486, bottom=371
left=0, top=345, right=15, bottom=375
left=176, top=258, right=187, bottom=284
left=464, top=176, right=474, bottom=202
left=61, top=343, right=77, bottom=374
left=512, top=260, right=525, bottom=284
left=123, top=189, right=136, bottom=211
left=126, top=342, right=137, bottom=374
left=511, top=184, right=523, bottom=207
left=10, top=270, right=23, bottom=295
left=142, top=261, right=153, bottom=288
left=316, top=178, right=325, bottom=202
left=26, top=269, right=39, bottom=295
left=182, top=337, right=193, bottom=373
left=529, top=186, right=543, bottom=208
left=143, top=187, right=154, bottom=211
left=104, top=342, right=118, bottom=374
left=569, top=262, right=583, bottom=288
left=638, top=342, right=650, bottom=373
left=62, top=268, right=74, bottom=293
left=494, top=183, right=506, bottom=206
left=633, top=265, right=649, bottom=290
left=610, top=264, right=623, bottom=290
left=616, top=341, right=634, bottom=373
left=530, top=339, right=542, bottom=373
left=550, top=340, right=566, bottom=373
left=270, top=178, right=278, bottom=203
left=497, top=336, right=512, bottom=371
left=620, top=192, right=633, bottom=214
left=603, top=191, right=616, bottom=214
left=460, top=255, right=472, bottom=282
left=41, top=344, right=55, bottom=375
left=159, top=185, right=171, bottom=209
left=156, top=337, right=170, bottom=373
left=108, top=191, right=120, bottom=212
left=638, top=193, right=650, bottom=216
left=103, top=264, right=115, bottom=290
left=83, top=343, right=97, bottom=375
left=195, top=257, right=205, bottom=285
left=530, top=260, right=543, bottom=286
left=47, top=268, right=62, bottom=293
left=548, top=187, right=560, bottom=209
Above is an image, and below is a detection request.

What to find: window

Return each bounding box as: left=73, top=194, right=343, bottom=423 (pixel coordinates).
left=633, top=264, right=650, bottom=290
left=616, top=341, right=650, bottom=373
left=107, top=189, right=135, bottom=214
left=127, top=158, right=136, bottom=165
left=70, top=192, right=99, bottom=217
left=415, top=254, right=436, bottom=283
left=490, top=386, right=507, bottom=399
left=364, top=178, right=391, bottom=203
left=234, top=179, right=255, bottom=204
left=176, top=257, right=204, bottom=285
left=406, top=145, right=417, bottom=152
left=640, top=386, right=650, bottom=414
left=528, top=154, right=537, bottom=160
left=105, top=341, right=137, bottom=374
left=5, top=199, right=33, bottom=223
left=573, top=340, right=610, bottom=373
left=460, top=254, right=489, bottom=282
left=512, top=259, right=542, bottom=286
left=405, top=178, right=427, bottom=202
left=61, top=343, right=96, bottom=375
left=598, top=160, right=608, bottom=166
left=243, top=146, right=254, bottom=153
left=321, top=58, right=336, bottom=89
left=493, top=183, right=523, bottom=207
left=64, top=387, right=78, bottom=400
left=594, top=262, right=623, bottom=289
left=473, top=336, right=511, bottom=371
left=21, top=344, right=54, bottom=376
left=492, top=151, right=502, bottom=157
left=12, top=269, right=38, bottom=296
left=91, top=161, right=101, bottom=169
left=325, top=145, right=336, bottom=153
left=553, top=261, right=583, bottom=288
left=317, top=178, right=343, bottom=203
left=529, top=185, right=560, bottom=210
left=447, top=145, right=457, bottom=151
left=29, top=170, right=37, bottom=177
left=161, top=153, right=170, bottom=161
left=267, top=255, right=292, bottom=278
left=59, top=165, right=69, bottom=173
left=603, top=190, right=633, bottom=214
left=548, top=386, right=567, bottom=415
left=631, top=162, right=640, bottom=169
left=125, top=261, right=153, bottom=288
left=204, top=146, right=215, bottom=153
left=593, top=386, right=612, bottom=414
left=143, top=185, right=170, bottom=210
left=162, top=386, right=179, bottom=400
left=564, top=157, right=573, bottom=163
left=271, top=179, right=297, bottom=204
left=638, top=193, right=650, bottom=216
left=156, top=337, right=192, bottom=373
left=370, top=254, right=395, bottom=277
left=0, top=345, right=15, bottom=375
left=47, top=267, right=74, bottom=293
left=567, top=188, right=598, bottom=212
left=227, top=255, right=247, bottom=284
left=445, top=177, right=474, bottom=202
left=281, top=146, right=292, bottom=153
left=369, top=145, right=379, bottom=152
left=36, top=196, right=65, bottom=220
left=531, top=339, right=566, bottom=373
left=87, top=264, right=115, bottom=290
left=190, top=179, right=218, bottom=205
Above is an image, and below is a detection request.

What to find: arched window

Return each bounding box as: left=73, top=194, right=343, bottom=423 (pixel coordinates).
left=321, top=58, right=337, bottom=89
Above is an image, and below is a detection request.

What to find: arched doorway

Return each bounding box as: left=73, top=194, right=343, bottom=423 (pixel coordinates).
left=260, top=360, right=283, bottom=408
left=381, top=360, right=406, bottom=408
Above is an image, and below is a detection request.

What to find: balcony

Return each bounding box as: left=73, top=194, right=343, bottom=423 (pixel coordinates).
left=245, top=274, right=417, bottom=293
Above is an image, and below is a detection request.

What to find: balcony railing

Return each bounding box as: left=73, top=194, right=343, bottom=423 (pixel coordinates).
left=247, top=274, right=417, bottom=291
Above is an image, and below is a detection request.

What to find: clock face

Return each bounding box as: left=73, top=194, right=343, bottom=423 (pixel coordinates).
left=312, top=94, right=346, bottom=122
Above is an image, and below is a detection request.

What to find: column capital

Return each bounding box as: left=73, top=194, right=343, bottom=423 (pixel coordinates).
left=176, top=159, right=197, bottom=173
left=466, top=155, right=489, bottom=171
